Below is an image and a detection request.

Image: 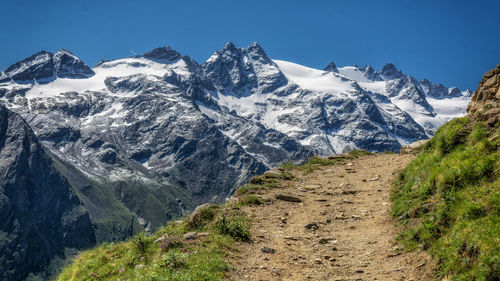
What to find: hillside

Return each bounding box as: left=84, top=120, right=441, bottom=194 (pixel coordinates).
left=391, top=64, right=500, bottom=280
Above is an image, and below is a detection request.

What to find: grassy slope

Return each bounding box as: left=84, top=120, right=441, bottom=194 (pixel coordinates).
left=56, top=206, right=242, bottom=280
left=391, top=117, right=500, bottom=280
left=55, top=166, right=303, bottom=280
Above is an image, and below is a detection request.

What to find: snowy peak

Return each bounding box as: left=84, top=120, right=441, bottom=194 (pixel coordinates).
left=246, top=42, right=274, bottom=64
left=2, top=51, right=54, bottom=83
left=202, top=42, right=287, bottom=96
left=463, top=89, right=473, bottom=97
left=1, top=49, right=94, bottom=83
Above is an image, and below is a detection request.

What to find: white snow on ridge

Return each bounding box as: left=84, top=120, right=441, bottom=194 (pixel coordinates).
left=273, top=60, right=353, bottom=93
left=272, top=59, right=471, bottom=138
left=24, top=57, right=186, bottom=98
left=337, top=66, right=372, bottom=82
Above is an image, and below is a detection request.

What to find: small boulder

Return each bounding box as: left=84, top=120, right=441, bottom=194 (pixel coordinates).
left=276, top=194, right=302, bottom=202
left=305, top=222, right=319, bottom=230
left=261, top=246, right=276, bottom=254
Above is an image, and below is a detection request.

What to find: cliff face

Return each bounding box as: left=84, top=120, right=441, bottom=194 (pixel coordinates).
left=0, top=105, right=95, bottom=281
left=467, top=64, right=500, bottom=126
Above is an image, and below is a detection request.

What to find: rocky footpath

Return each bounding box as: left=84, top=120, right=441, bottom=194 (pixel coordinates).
left=229, top=154, right=434, bottom=280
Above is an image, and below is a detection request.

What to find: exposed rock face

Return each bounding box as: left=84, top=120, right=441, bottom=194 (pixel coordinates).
left=467, top=64, right=500, bottom=126
left=0, top=105, right=95, bottom=281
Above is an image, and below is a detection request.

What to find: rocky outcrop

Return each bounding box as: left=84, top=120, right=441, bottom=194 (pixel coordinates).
left=0, top=105, right=95, bottom=281
left=467, top=64, right=500, bottom=126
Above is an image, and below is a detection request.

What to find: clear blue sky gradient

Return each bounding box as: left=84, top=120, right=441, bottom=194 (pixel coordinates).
left=1, top=0, right=499, bottom=90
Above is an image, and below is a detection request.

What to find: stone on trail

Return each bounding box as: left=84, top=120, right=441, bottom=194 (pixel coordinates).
left=305, top=222, right=319, bottom=230
left=261, top=246, right=276, bottom=254
left=276, top=194, right=302, bottom=202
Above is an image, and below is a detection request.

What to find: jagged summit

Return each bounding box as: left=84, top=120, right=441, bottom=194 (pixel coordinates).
left=202, top=42, right=287, bottom=96
left=378, top=62, right=403, bottom=79
left=246, top=42, right=267, bottom=56
left=53, top=49, right=95, bottom=78
left=324, top=61, right=338, bottom=72
left=420, top=78, right=465, bottom=98
left=143, top=46, right=181, bottom=62
left=223, top=41, right=238, bottom=51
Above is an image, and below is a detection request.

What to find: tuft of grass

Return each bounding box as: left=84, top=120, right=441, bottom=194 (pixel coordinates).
left=347, top=149, right=373, bottom=157
left=391, top=117, right=500, bottom=280
left=307, top=156, right=338, bottom=165
left=215, top=214, right=251, bottom=242
left=133, top=233, right=154, bottom=258
left=279, top=160, right=301, bottom=170
left=185, top=205, right=220, bottom=231
left=237, top=195, right=262, bottom=206
left=280, top=170, right=294, bottom=180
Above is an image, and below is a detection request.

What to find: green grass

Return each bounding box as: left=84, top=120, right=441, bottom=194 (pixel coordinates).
left=347, top=149, right=373, bottom=157
left=56, top=205, right=250, bottom=280
left=391, top=117, right=500, bottom=280
left=236, top=195, right=262, bottom=206
left=279, top=156, right=347, bottom=175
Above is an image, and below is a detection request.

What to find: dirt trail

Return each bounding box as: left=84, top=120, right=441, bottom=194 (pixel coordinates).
left=229, top=154, right=433, bottom=281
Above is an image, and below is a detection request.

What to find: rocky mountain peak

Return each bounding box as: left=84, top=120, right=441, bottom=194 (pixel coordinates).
left=467, top=63, right=500, bottom=126
left=379, top=62, right=403, bottom=79
left=202, top=42, right=286, bottom=95
left=2, top=51, right=54, bottom=82
left=222, top=41, right=238, bottom=51
left=246, top=42, right=266, bottom=56
left=53, top=49, right=94, bottom=78
left=1, top=49, right=94, bottom=82
left=143, top=46, right=181, bottom=62
left=324, top=61, right=338, bottom=72
left=362, top=65, right=376, bottom=79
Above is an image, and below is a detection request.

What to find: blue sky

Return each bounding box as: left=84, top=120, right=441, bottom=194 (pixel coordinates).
left=1, top=0, right=499, bottom=90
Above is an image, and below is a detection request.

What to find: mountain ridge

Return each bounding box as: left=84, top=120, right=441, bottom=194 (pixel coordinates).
left=0, top=41, right=471, bottom=223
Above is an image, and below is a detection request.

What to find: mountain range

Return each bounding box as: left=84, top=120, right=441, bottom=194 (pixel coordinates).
left=0, top=42, right=470, bottom=280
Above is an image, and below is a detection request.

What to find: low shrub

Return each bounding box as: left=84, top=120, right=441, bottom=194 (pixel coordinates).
left=215, top=214, right=251, bottom=242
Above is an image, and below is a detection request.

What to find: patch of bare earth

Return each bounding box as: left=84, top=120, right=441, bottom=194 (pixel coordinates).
left=228, top=154, right=435, bottom=281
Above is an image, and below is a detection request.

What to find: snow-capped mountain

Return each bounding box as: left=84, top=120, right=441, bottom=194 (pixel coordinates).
left=0, top=42, right=470, bottom=233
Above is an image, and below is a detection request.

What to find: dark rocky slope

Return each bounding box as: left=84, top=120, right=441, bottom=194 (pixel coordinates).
left=0, top=105, right=94, bottom=281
